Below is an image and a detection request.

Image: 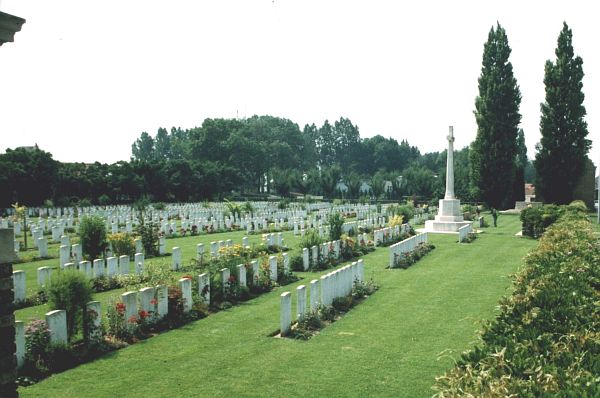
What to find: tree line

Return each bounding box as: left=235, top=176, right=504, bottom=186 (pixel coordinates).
left=0, top=116, right=478, bottom=207
left=0, top=22, right=588, bottom=209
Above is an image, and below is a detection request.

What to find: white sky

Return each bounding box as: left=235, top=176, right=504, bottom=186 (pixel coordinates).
left=0, top=0, right=598, bottom=168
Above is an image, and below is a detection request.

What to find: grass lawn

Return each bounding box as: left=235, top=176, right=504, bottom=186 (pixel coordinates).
left=19, top=214, right=536, bottom=397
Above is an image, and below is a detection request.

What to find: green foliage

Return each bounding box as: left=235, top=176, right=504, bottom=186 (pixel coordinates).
left=290, top=309, right=323, bottom=340
left=391, top=243, right=435, bottom=269
left=135, top=207, right=159, bottom=257
left=388, top=204, right=414, bottom=224
left=535, top=23, right=590, bottom=205
left=298, top=229, right=323, bottom=250
left=519, top=204, right=562, bottom=238
left=328, top=212, right=344, bottom=241
left=289, top=254, right=304, bottom=272
left=289, top=279, right=378, bottom=341
left=277, top=198, right=290, bottom=209
left=98, top=194, right=111, bottom=206
left=78, top=215, right=108, bottom=260
left=471, top=23, right=522, bottom=209
left=434, top=212, right=599, bottom=397
left=47, top=270, right=94, bottom=341
left=153, top=202, right=166, bottom=210
left=107, top=233, right=135, bottom=257
left=23, top=319, right=52, bottom=376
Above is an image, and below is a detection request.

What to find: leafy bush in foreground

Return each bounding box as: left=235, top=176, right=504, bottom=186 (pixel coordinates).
left=434, top=209, right=599, bottom=397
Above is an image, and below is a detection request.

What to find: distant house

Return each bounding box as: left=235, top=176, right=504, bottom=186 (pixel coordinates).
left=335, top=180, right=348, bottom=193
left=383, top=181, right=393, bottom=193
left=524, top=184, right=535, bottom=202
left=359, top=182, right=371, bottom=195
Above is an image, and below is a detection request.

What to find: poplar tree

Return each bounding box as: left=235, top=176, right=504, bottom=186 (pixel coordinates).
left=535, top=23, right=590, bottom=204
left=470, top=23, right=522, bottom=209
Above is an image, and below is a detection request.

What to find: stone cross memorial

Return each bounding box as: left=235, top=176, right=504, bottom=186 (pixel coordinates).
left=425, top=126, right=471, bottom=233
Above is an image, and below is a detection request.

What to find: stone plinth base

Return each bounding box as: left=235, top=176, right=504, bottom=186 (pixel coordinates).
left=424, top=198, right=470, bottom=233
left=424, top=219, right=472, bottom=233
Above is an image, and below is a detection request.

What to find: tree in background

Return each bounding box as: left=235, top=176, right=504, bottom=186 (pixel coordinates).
left=535, top=23, right=590, bottom=204
left=78, top=215, right=108, bottom=260
left=470, top=23, right=522, bottom=209
left=131, top=132, right=155, bottom=162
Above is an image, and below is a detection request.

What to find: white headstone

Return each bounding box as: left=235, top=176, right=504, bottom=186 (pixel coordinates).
left=12, top=270, right=26, bottom=303
left=139, top=286, right=155, bottom=313
left=237, top=264, right=247, bottom=287
left=37, top=237, right=48, bottom=257
left=45, top=309, right=68, bottom=344
left=106, top=256, right=118, bottom=277
left=156, top=284, right=168, bottom=318
left=196, top=243, right=204, bottom=260
left=119, top=255, right=129, bottom=274
left=280, top=292, right=291, bottom=336
left=134, top=238, right=143, bottom=254
left=79, top=260, right=92, bottom=278
left=268, top=256, right=278, bottom=281
left=220, top=268, right=231, bottom=292
left=251, top=260, right=259, bottom=284
left=296, top=285, right=306, bottom=321
left=93, top=259, right=105, bottom=278
left=71, top=243, right=82, bottom=263
left=302, top=248, right=309, bottom=271
left=172, top=247, right=181, bottom=271
left=158, top=236, right=166, bottom=255
left=134, top=252, right=144, bottom=274
left=85, top=301, right=102, bottom=341
left=309, top=279, right=319, bottom=310
left=282, top=253, right=290, bottom=273
left=15, top=320, right=25, bottom=368
left=198, top=273, right=210, bottom=304
left=179, top=278, right=192, bottom=312
left=122, top=291, right=138, bottom=324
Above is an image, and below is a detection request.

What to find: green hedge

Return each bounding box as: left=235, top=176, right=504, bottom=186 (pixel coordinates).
left=520, top=201, right=588, bottom=238
left=434, top=209, right=600, bottom=397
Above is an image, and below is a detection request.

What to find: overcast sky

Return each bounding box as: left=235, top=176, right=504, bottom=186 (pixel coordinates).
left=1, top=0, right=598, bottom=168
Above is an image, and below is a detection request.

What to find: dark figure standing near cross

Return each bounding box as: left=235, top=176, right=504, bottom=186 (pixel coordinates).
left=491, top=208, right=498, bottom=227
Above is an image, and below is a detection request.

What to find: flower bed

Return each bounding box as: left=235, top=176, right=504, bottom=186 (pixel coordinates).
left=391, top=243, right=435, bottom=269
left=286, top=279, right=379, bottom=340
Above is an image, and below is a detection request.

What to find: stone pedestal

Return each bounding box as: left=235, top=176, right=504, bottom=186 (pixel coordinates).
left=425, top=127, right=472, bottom=233
left=424, top=199, right=472, bottom=232
left=0, top=228, right=18, bottom=397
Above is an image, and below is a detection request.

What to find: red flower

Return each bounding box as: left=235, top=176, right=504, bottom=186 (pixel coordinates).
left=138, top=310, right=149, bottom=319
left=150, top=298, right=157, bottom=305
left=116, top=302, right=126, bottom=314
left=227, top=275, right=236, bottom=283
left=127, top=315, right=138, bottom=324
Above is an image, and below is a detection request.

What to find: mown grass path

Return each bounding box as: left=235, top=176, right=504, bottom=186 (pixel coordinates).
left=20, top=215, right=536, bottom=397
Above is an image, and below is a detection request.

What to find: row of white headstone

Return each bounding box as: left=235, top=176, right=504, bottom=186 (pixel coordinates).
left=373, top=225, right=401, bottom=245
left=388, top=233, right=429, bottom=268
left=12, top=252, right=147, bottom=304
left=13, top=250, right=301, bottom=365
left=280, top=259, right=365, bottom=336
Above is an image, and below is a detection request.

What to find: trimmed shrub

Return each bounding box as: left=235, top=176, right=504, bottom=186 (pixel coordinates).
left=47, top=270, right=93, bottom=341
left=434, top=209, right=599, bottom=397
left=298, top=229, right=323, bottom=250
left=328, top=213, right=344, bottom=241
left=107, top=232, right=135, bottom=257
left=79, top=215, right=108, bottom=260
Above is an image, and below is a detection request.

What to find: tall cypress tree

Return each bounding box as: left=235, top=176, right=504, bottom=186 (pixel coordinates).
left=535, top=22, right=590, bottom=204
left=470, top=23, right=522, bottom=209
